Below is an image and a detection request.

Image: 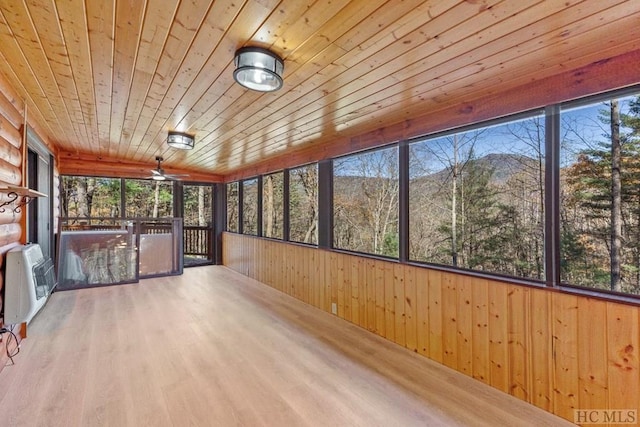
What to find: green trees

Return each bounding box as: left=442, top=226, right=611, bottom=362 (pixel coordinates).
left=226, top=182, right=239, bottom=232
left=289, top=164, right=318, bottom=244
left=408, top=116, right=546, bottom=281
left=61, top=177, right=119, bottom=221
left=60, top=177, right=173, bottom=222
left=333, top=147, right=399, bottom=257
left=262, top=172, right=284, bottom=239
left=242, top=179, right=258, bottom=235
left=562, top=96, right=640, bottom=294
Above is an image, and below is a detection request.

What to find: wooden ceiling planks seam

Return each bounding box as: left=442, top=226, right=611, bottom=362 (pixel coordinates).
left=21, top=0, right=89, bottom=147
left=156, top=0, right=283, bottom=168
left=131, top=0, right=329, bottom=165
left=0, top=3, right=68, bottom=147
left=108, top=0, right=148, bottom=157
left=114, top=0, right=180, bottom=158
left=123, top=0, right=219, bottom=160
left=225, top=47, right=640, bottom=181
left=202, top=0, right=638, bottom=168
left=173, top=0, right=449, bottom=169
left=199, top=0, right=548, bottom=168
left=1, top=0, right=87, bottom=150
left=85, top=0, right=115, bottom=154
left=201, top=0, right=640, bottom=171
left=359, top=6, right=640, bottom=142
left=0, top=0, right=639, bottom=177
left=131, top=0, right=320, bottom=165
left=54, top=0, right=100, bottom=154
left=196, top=0, right=640, bottom=171
left=189, top=0, right=571, bottom=167
left=130, top=0, right=248, bottom=164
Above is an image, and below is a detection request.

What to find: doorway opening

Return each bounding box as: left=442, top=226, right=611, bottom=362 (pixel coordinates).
left=181, top=183, right=214, bottom=266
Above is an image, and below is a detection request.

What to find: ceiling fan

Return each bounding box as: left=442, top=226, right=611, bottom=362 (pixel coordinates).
left=147, top=156, right=189, bottom=181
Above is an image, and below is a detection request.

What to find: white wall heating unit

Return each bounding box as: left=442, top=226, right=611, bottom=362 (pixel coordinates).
left=4, top=243, right=56, bottom=325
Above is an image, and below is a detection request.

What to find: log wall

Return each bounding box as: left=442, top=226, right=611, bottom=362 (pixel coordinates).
left=0, top=72, right=25, bottom=365
left=0, top=72, right=52, bottom=370
left=223, top=233, right=640, bottom=424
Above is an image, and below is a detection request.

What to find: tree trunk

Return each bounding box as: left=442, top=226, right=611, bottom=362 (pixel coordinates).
left=77, top=179, right=89, bottom=218
left=198, top=186, right=206, bottom=226
left=264, top=175, right=274, bottom=236
left=610, top=100, right=622, bottom=292
left=76, top=177, right=96, bottom=218
left=152, top=181, right=160, bottom=218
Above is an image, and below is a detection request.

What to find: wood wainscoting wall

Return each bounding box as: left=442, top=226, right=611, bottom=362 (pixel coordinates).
left=223, top=233, right=640, bottom=424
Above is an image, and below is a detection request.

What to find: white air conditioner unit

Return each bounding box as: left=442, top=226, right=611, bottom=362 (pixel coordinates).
left=3, top=244, right=56, bottom=325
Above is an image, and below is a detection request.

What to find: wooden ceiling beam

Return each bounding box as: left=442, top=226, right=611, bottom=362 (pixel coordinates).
left=57, top=151, right=222, bottom=183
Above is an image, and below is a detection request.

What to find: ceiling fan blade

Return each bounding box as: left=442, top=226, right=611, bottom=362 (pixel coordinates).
left=163, top=173, right=189, bottom=180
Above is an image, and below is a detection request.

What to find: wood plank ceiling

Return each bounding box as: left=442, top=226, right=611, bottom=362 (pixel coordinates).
left=0, top=0, right=639, bottom=179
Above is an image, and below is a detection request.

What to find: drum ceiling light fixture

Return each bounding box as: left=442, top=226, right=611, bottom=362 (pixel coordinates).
left=167, top=130, right=195, bottom=150
left=233, top=47, right=284, bottom=92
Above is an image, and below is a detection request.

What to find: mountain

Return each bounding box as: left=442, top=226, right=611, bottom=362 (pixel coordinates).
left=411, top=153, right=539, bottom=187
left=333, top=153, right=540, bottom=199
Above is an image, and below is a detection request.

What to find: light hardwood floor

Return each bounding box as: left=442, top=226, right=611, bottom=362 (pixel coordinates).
left=0, top=266, right=572, bottom=426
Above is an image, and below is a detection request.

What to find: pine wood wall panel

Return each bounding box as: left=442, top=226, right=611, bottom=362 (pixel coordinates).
left=222, top=233, right=640, bottom=423
left=578, top=297, right=608, bottom=411
left=530, top=289, right=553, bottom=411
left=471, top=278, right=490, bottom=385
left=607, top=302, right=640, bottom=413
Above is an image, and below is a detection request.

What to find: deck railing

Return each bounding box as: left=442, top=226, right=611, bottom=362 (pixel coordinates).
left=183, top=226, right=211, bottom=257
left=59, top=218, right=212, bottom=261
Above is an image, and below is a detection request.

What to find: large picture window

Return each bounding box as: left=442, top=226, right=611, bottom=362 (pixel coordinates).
left=61, top=176, right=175, bottom=222
left=561, top=94, right=640, bottom=295
left=262, top=172, right=283, bottom=239
left=226, top=182, right=239, bottom=232
left=333, top=146, right=399, bottom=257
left=409, top=113, right=546, bottom=280
left=125, top=179, right=173, bottom=218
left=289, top=164, right=318, bottom=244
left=60, top=176, right=121, bottom=224
left=216, top=87, right=640, bottom=299
left=242, top=178, right=258, bottom=235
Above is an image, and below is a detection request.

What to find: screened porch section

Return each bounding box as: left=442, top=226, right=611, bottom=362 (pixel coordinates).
left=57, top=218, right=183, bottom=290
left=59, top=177, right=215, bottom=269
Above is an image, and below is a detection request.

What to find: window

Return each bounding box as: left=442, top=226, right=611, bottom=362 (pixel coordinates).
left=125, top=179, right=173, bottom=218
left=226, top=182, right=239, bottom=232
left=213, top=87, right=640, bottom=299
left=560, top=94, right=640, bottom=295
left=409, top=113, right=546, bottom=280
left=242, top=178, right=258, bottom=235
left=289, top=164, right=318, bottom=244
left=333, top=146, right=399, bottom=257
left=262, top=171, right=283, bottom=239
left=183, top=184, right=213, bottom=227
left=61, top=176, right=121, bottom=223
